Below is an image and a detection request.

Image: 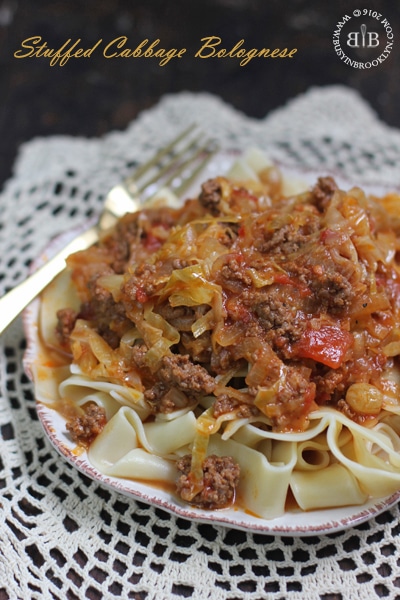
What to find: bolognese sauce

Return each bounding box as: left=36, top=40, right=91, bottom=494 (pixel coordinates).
left=54, top=168, right=400, bottom=509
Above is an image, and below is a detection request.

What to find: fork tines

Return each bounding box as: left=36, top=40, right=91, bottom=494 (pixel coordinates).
left=126, top=124, right=218, bottom=201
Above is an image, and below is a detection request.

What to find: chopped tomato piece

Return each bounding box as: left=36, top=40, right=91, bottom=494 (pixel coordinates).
left=274, top=273, right=312, bottom=298
left=136, top=286, right=149, bottom=304
left=143, top=232, right=162, bottom=252
left=294, top=326, right=353, bottom=369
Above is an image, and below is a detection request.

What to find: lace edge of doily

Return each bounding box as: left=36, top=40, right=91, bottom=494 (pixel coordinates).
left=4, top=84, right=400, bottom=194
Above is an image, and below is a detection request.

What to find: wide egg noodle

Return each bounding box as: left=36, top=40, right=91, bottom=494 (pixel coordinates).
left=228, top=411, right=332, bottom=447
left=60, top=367, right=151, bottom=420
left=206, top=434, right=297, bottom=519
left=372, top=420, right=400, bottom=452
left=70, top=378, right=400, bottom=517
left=88, top=405, right=196, bottom=481
left=220, top=411, right=366, bottom=514
left=221, top=408, right=400, bottom=513
left=295, top=440, right=331, bottom=472
left=290, top=464, right=368, bottom=511
left=323, top=408, right=400, bottom=497
left=40, top=270, right=80, bottom=349
left=88, top=411, right=177, bottom=482
left=31, top=364, right=71, bottom=406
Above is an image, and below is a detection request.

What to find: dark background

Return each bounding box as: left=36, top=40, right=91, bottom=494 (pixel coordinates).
left=0, top=0, right=399, bottom=191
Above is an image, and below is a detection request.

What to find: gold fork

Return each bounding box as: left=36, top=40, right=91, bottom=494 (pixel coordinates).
left=0, top=125, right=217, bottom=336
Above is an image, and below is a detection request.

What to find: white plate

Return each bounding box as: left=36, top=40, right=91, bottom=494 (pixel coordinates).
left=23, top=153, right=400, bottom=536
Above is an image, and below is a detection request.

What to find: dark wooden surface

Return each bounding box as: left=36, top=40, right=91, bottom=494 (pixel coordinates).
left=0, top=0, right=399, bottom=190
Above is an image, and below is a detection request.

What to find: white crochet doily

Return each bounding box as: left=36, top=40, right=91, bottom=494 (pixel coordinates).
left=1, top=85, right=400, bottom=600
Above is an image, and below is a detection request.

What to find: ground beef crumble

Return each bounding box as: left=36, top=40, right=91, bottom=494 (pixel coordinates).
left=56, top=308, right=78, bottom=347
left=198, top=178, right=223, bottom=215
left=307, top=267, right=354, bottom=313
left=213, top=394, right=260, bottom=419
left=158, top=354, right=216, bottom=395
left=144, top=353, right=216, bottom=413
left=217, top=255, right=253, bottom=290
left=258, top=212, right=320, bottom=256
left=176, top=454, right=240, bottom=509
left=311, top=176, right=338, bottom=212
left=66, top=403, right=107, bottom=448
left=144, top=383, right=192, bottom=413
left=253, top=286, right=305, bottom=341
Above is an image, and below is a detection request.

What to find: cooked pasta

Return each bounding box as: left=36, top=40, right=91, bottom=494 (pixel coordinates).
left=31, top=149, right=400, bottom=519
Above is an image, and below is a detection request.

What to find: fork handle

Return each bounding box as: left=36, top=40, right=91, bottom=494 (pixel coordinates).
left=0, top=225, right=99, bottom=337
